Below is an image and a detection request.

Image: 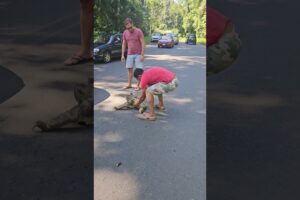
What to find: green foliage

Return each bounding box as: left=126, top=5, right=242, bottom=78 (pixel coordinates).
left=94, top=0, right=206, bottom=42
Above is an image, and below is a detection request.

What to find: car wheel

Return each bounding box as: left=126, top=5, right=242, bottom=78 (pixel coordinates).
left=103, top=51, right=111, bottom=63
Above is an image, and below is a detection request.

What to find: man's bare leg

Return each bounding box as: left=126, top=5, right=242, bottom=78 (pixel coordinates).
left=64, top=0, right=93, bottom=65
left=125, top=68, right=133, bottom=88
left=79, top=0, right=93, bottom=58
left=135, top=79, right=141, bottom=90
left=157, top=94, right=164, bottom=108
left=146, top=90, right=156, bottom=118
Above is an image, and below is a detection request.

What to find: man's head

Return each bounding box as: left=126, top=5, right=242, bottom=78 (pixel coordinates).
left=124, top=18, right=134, bottom=32
left=134, top=68, right=144, bottom=81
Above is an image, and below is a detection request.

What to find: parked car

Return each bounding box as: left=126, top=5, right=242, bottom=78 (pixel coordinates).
left=166, top=33, right=179, bottom=45
left=151, top=32, right=162, bottom=42
left=158, top=35, right=175, bottom=48
left=186, top=34, right=197, bottom=45
left=93, top=33, right=126, bottom=63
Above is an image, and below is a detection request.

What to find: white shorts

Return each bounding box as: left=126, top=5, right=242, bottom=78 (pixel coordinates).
left=126, top=54, right=144, bottom=69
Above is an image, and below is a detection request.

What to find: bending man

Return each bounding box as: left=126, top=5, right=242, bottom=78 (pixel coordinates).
left=133, top=66, right=179, bottom=121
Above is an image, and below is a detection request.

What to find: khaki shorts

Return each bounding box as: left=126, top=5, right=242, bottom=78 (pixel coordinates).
left=207, top=30, right=241, bottom=75
left=147, top=77, right=179, bottom=95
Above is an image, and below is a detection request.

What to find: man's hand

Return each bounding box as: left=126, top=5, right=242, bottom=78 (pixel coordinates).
left=133, top=100, right=140, bottom=108
left=121, top=55, right=125, bottom=62
left=140, top=55, right=144, bottom=62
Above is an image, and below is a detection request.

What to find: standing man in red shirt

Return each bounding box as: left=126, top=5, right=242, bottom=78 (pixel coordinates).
left=121, top=18, right=145, bottom=90
left=133, top=67, right=179, bottom=121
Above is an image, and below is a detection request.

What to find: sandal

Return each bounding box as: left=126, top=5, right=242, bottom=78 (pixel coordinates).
left=137, top=113, right=156, bottom=121
left=32, top=121, right=50, bottom=132
left=122, top=85, right=133, bottom=89
left=134, top=87, right=141, bottom=91
left=154, top=105, right=166, bottom=111
left=64, top=54, right=92, bottom=66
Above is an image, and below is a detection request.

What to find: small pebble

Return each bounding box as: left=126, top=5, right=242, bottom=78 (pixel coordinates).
left=116, top=162, right=122, bottom=167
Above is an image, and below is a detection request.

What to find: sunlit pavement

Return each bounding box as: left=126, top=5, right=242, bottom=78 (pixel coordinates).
left=94, top=43, right=206, bottom=200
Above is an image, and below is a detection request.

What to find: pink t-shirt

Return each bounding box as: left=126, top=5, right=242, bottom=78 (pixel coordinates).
left=122, top=28, right=144, bottom=55
left=140, top=67, right=176, bottom=89
left=207, top=7, right=230, bottom=46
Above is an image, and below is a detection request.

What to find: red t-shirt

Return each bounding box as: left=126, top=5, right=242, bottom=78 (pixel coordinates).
left=140, top=67, right=176, bottom=89
left=122, top=28, right=144, bottom=55
left=207, top=7, right=230, bottom=46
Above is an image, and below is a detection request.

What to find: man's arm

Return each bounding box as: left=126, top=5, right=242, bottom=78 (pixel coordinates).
left=139, top=31, right=145, bottom=62
left=134, top=89, right=146, bottom=107
left=121, top=36, right=126, bottom=62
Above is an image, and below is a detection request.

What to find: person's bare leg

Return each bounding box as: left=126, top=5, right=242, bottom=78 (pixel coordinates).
left=127, top=68, right=133, bottom=87
left=146, top=90, right=156, bottom=118
left=157, top=94, right=164, bottom=108
left=64, top=0, right=93, bottom=65
left=135, top=79, right=141, bottom=90
left=79, top=0, right=93, bottom=58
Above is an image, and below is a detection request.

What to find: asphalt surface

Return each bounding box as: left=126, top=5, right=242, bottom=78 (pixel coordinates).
left=94, top=43, right=206, bottom=200
left=0, top=1, right=93, bottom=199
left=207, top=1, right=300, bottom=199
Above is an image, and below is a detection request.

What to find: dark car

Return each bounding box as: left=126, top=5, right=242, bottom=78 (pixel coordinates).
left=93, top=33, right=126, bottom=63
left=158, top=35, right=174, bottom=48
left=186, top=34, right=197, bottom=45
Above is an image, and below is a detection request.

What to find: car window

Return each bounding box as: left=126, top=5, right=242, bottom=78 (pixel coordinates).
left=152, top=32, right=160, bottom=36
left=161, top=36, right=171, bottom=40
left=95, top=34, right=111, bottom=44
left=107, top=36, right=114, bottom=43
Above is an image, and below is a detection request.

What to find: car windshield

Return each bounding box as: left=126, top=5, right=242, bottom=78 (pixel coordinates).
left=152, top=32, right=160, bottom=36
left=189, top=35, right=195, bottom=39
left=95, top=33, right=113, bottom=44
left=161, top=36, right=171, bottom=40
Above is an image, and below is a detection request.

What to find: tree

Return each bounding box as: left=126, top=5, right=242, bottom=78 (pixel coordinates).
left=94, top=0, right=206, bottom=41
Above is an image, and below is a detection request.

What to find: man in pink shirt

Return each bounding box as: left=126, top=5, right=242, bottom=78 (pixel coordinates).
left=133, top=67, right=179, bottom=121
left=121, top=18, right=145, bottom=90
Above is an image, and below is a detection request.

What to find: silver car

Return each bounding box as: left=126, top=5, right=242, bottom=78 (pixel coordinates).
left=151, top=32, right=161, bottom=42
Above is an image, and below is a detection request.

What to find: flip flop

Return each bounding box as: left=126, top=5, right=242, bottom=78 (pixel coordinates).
left=32, top=121, right=50, bottom=132
left=64, top=54, right=92, bottom=66
left=137, top=113, right=156, bottom=121
left=154, top=105, right=166, bottom=111
left=134, top=87, right=140, bottom=91
left=122, top=86, right=133, bottom=90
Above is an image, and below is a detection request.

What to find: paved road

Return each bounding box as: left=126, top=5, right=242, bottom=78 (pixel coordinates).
left=94, top=43, right=206, bottom=200
left=207, top=1, right=300, bottom=199
left=0, top=1, right=93, bottom=200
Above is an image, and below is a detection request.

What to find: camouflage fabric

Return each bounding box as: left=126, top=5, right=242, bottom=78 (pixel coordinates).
left=207, top=30, right=241, bottom=76
left=114, top=93, right=147, bottom=114
left=148, top=77, right=179, bottom=95
left=33, top=79, right=93, bottom=132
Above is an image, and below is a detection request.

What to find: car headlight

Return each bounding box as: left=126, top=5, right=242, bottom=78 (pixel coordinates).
left=93, top=48, right=100, bottom=53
